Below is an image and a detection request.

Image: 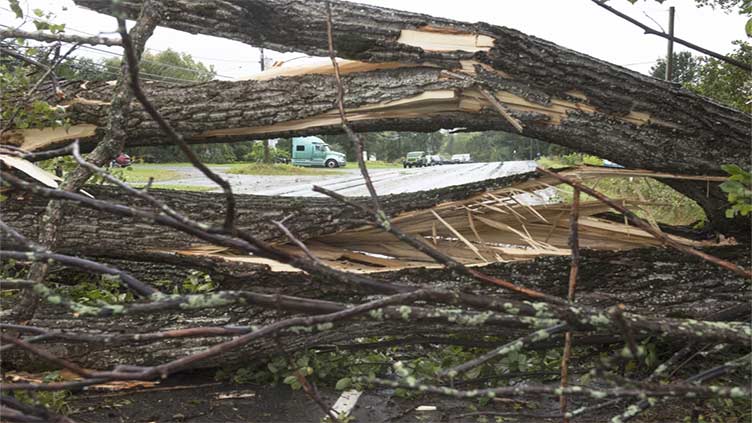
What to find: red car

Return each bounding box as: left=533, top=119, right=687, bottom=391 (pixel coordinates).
left=113, top=153, right=132, bottom=167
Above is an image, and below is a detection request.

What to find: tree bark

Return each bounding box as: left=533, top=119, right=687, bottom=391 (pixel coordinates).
left=15, top=0, right=164, bottom=325
left=7, top=0, right=748, bottom=234
left=3, top=246, right=748, bottom=371
left=67, top=0, right=747, bottom=171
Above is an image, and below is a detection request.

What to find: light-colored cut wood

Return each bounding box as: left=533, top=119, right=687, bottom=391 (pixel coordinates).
left=11, top=124, right=98, bottom=151
left=397, top=29, right=494, bottom=52
left=0, top=154, right=60, bottom=188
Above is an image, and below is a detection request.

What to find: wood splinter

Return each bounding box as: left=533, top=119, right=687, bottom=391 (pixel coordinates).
left=478, top=87, right=525, bottom=133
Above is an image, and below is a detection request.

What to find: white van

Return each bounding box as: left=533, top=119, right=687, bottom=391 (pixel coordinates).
left=451, top=154, right=472, bottom=164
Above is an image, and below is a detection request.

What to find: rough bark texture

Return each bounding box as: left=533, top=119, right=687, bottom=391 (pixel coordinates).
left=69, top=0, right=748, bottom=172
left=0, top=170, right=541, bottom=256
left=3, top=246, right=748, bottom=371
left=16, top=0, right=164, bottom=324
left=5, top=0, right=745, bottom=234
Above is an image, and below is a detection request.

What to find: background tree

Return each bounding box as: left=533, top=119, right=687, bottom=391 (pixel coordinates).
left=650, top=51, right=703, bottom=85
left=692, top=41, right=751, bottom=113
left=649, top=42, right=751, bottom=113
left=100, top=48, right=216, bottom=83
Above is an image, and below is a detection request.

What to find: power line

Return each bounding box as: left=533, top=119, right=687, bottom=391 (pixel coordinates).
left=620, top=60, right=658, bottom=67
left=76, top=44, right=234, bottom=79
left=0, top=19, right=240, bottom=80
left=57, top=21, right=260, bottom=64
left=2, top=41, right=204, bottom=83
left=61, top=53, right=205, bottom=83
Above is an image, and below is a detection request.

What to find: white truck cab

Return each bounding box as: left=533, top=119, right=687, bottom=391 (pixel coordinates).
left=291, top=136, right=347, bottom=168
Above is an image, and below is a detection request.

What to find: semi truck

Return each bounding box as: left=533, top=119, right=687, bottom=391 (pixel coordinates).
left=291, top=136, right=347, bottom=168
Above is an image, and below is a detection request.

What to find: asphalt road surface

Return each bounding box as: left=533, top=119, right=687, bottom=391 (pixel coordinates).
left=160, top=161, right=539, bottom=197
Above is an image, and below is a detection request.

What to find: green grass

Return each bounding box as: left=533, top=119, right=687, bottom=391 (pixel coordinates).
left=119, top=164, right=187, bottom=183
left=227, top=163, right=345, bottom=176
left=359, top=160, right=403, bottom=169
left=537, top=153, right=603, bottom=169
left=537, top=154, right=705, bottom=226
left=555, top=177, right=705, bottom=226
left=129, top=183, right=215, bottom=192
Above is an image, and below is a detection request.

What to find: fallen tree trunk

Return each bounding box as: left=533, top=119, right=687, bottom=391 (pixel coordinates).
left=3, top=0, right=748, bottom=234
left=1, top=171, right=543, bottom=257
left=3, top=246, right=748, bottom=371
left=1, top=168, right=729, bottom=270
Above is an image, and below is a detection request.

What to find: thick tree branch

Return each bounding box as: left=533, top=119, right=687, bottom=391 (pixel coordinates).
left=0, top=28, right=122, bottom=46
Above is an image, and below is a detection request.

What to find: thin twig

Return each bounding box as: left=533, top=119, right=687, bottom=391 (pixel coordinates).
left=0, top=46, right=59, bottom=95
left=610, top=304, right=639, bottom=358
left=0, top=334, right=92, bottom=378
left=0, top=42, right=81, bottom=133
left=477, top=87, right=524, bottom=133
left=537, top=167, right=752, bottom=278
left=439, top=323, right=567, bottom=377
left=117, top=18, right=236, bottom=231
left=312, top=184, right=565, bottom=303
left=325, top=1, right=381, bottom=211
left=274, top=340, right=341, bottom=422
left=560, top=187, right=580, bottom=422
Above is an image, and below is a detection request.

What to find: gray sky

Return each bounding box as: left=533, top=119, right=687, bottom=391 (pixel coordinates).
left=1, top=0, right=747, bottom=80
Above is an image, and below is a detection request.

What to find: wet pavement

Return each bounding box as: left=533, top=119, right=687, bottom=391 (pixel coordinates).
left=154, top=161, right=539, bottom=197
left=68, top=371, right=572, bottom=423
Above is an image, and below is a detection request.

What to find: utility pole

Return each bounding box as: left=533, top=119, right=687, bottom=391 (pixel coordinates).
left=665, top=6, right=675, bottom=81
left=260, top=48, right=271, bottom=164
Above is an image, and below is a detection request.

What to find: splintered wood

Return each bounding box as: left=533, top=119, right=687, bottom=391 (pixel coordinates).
left=173, top=166, right=729, bottom=273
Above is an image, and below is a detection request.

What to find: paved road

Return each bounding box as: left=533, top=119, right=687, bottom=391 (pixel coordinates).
left=159, top=161, right=538, bottom=197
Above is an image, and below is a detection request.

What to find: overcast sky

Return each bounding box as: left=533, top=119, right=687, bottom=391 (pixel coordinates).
left=1, top=0, right=747, bottom=81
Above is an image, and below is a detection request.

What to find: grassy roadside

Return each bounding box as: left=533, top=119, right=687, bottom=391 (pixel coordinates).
left=227, top=163, right=345, bottom=176
left=537, top=155, right=705, bottom=226
left=128, top=184, right=215, bottom=192
left=120, top=165, right=187, bottom=183
left=359, top=160, right=403, bottom=169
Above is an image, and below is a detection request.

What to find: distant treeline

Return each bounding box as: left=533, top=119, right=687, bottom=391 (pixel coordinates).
left=129, top=131, right=573, bottom=164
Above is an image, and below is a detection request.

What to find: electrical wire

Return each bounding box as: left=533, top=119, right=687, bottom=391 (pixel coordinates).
left=2, top=40, right=203, bottom=84
left=0, top=19, right=241, bottom=80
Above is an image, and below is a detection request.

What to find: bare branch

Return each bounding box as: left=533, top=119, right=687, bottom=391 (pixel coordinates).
left=0, top=28, right=123, bottom=46
left=537, top=167, right=752, bottom=278
left=116, top=18, right=236, bottom=231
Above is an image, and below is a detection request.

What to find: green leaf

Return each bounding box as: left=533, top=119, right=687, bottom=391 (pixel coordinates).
left=296, top=356, right=310, bottom=368
left=721, top=163, right=743, bottom=175
left=283, top=375, right=298, bottom=385
left=335, top=377, right=351, bottom=390
left=33, top=20, right=51, bottom=31
left=9, top=0, right=23, bottom=18
left=720, top=180, right=744, bottom=194
left=747, top=18, right=752, bottom=38
left=465, top=366, right=482, bottom=380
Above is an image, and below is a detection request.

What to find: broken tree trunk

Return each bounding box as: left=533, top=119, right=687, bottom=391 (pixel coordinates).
left=3, top=246, right=748, bottom=371
left=59, top=0, right=749, bottom=235
left=0, top=168, right=730, bottom=271
left=0, top=170, right=544, bottom=259
left=2, top=0, right=748, bottom=233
